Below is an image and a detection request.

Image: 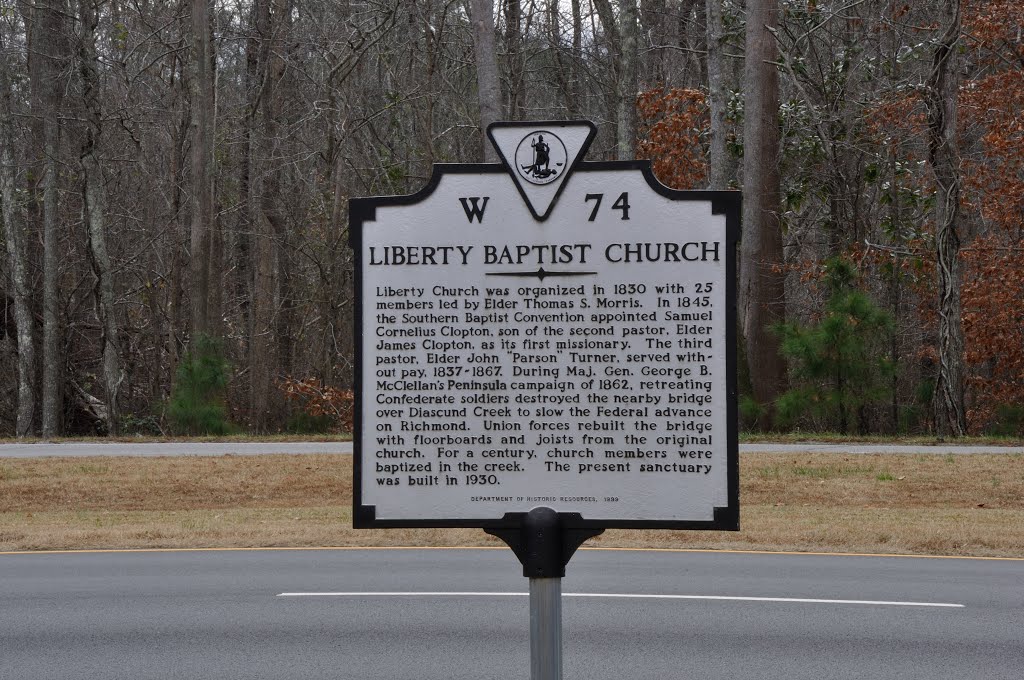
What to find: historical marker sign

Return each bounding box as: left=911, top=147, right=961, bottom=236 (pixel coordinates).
left=351, top=121, right=739, bottom=531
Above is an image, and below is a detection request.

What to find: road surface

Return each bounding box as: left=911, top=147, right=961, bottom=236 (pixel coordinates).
left=1, top=548, right=1021, bottom=679
left=0, top=441, right=355, bottom=458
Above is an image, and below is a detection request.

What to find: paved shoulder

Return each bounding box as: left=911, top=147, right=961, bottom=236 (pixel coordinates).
left=0, top=441, right=354, bottom=458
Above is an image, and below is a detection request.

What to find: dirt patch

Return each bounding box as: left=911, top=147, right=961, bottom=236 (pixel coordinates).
left=2, top=453, right=1022, bottom=556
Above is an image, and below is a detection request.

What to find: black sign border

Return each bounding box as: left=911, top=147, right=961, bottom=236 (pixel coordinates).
left=350, top=161, right=740, bottom=532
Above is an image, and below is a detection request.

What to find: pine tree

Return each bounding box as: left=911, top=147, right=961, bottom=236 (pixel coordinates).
left=774, top=259, right=894, bottom=434
left=168, top=335, right=231, bottom=435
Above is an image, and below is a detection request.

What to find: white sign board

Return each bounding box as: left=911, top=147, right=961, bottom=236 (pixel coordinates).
left=352, top=122, right=738, bottom=530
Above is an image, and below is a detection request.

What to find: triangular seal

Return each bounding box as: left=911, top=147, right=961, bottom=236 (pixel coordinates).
left=487, top=121, right=596, bottom=221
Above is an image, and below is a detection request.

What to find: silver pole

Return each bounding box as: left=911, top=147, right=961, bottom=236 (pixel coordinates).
left=529, top=576, right=562, bottom=680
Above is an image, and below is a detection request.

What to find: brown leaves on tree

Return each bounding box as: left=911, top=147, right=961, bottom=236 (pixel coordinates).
left=636, top=87, right=709, bottom=190
left=278, top=377, right=354, bottom=433
left=956, top=5, right=1024, bottom=433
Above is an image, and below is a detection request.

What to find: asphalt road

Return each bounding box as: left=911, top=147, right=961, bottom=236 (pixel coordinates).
left=0, top=441, right=355, bottom=458
left=1, top=548, right=1020, bottom=680
left=2, top=440, right=1024, bottom=457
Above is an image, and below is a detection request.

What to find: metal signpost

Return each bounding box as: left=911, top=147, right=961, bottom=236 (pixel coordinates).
left=351, top=121, right=739, bottom=680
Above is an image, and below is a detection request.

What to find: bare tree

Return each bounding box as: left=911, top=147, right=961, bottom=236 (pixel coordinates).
left=639, top=0, right=667, bottom=88
left=168, top=12, right=191, bottom=388
left=189, top=0, right=217, bottom=338
left=705, top=0, right=736, bottom=189
left=570, top=0, right=583, bottom=112
left=469, top=0, right=502, bottom=161
left=78, top=0, right=124, bottom=435
left=927, top=0, right=965, bottom=436
left=246, top=0, right=290, bottom=431
left=739, top=0, right=786, bottom=428
left=503, top=0, right=524, bottom=119
left=0, top=0, right=1008, bottom=438
left=35, top=0, right=69, bottom=436
left=594, top=0, right=639, bottom=158
left=617, top=0, right=639, bottom=158
left=0, top=24, right=36, bottom=437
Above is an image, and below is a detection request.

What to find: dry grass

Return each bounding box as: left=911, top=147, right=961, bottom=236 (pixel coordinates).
left=2, top=453, right=1023, bottom=556
left=739, top=432, right=1024, bottom=446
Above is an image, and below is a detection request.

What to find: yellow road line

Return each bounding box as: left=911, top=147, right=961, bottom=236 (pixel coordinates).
left=0, top=546, right=504, bottom=556
left=580, top=547, right=1024, bottom=561
left=0, top=545, right=1021, bottom=561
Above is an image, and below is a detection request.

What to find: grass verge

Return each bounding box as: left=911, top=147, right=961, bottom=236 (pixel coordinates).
left=2, top=452, right=1022, bottom=556
left=738, top=432, right=1024, bottom=446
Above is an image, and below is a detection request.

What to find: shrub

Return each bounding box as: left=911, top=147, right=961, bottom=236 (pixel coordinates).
left=774, top=258, right=894, bottom=434
left=988, top=404, right=1024, bottom=438
left=167, top=335, right=232, bottom=435
left=278, top=377, right=354, bottom=433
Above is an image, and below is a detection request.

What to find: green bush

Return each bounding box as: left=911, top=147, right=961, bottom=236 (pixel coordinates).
left=988, top=404, right=1024, bottom=438
left=739, top=394, right=765, bottom=430
left=774, top=258, right=894, bottom=434
left=285, top=411, right=334, bottom=434
left=120, top=413, right=163, bottom=436
left=167, top=335, right=232, bottom=435
left=897, top=379, right=934, bottom=433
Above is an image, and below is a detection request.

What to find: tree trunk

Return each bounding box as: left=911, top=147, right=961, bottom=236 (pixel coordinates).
left=247, top=0, right=285, bottom=432
left=617, top=0, right=639, bottom=159
left=504, top=0, right=524, bottom=119
left=0, top=30, right=36, bottom=437
left=739, top=0, right=787, bottom=429
left=168, top=43, right=189, bottom=390
left=243, top=0, right=262, bottom=430
left=39, top=0, right=69, bottom=436
left=571, top=0, right=582, bottom=112
left=189, top=0, right=216, bottom=338
left=469, top=0, right=502, bottom=162
left=551, top=0, right=583, bottom=117
left=706, top=0, right=735, bottom=189
left=79, top=0, right=123, bottom=436
left=640, top=0, right=668, bottom=89
left=927, top=1, right=965, bottom=437
left=594, top=0, right=638, bottom=159
left=42, top=110, right=62, bottom=435
left=250, top=205, right=275, bottom=431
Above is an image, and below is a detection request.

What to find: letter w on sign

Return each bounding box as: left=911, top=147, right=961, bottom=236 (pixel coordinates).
left=459, top=197, right=489, bottom=222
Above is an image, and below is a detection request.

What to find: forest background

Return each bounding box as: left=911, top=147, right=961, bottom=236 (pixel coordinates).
left=0, top=0, right=1022, bottom=440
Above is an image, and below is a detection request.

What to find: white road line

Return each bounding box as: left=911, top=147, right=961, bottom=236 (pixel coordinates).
left=275, top=592, right=964, bottom=608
